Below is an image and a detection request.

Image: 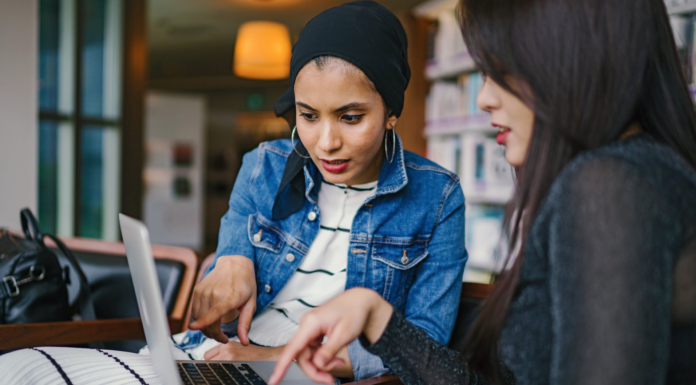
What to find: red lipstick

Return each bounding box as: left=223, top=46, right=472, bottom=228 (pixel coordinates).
left=493, top=124, right=511, bottom=145
left=321, top=159, right=350, bottom=173
left=496, top=130, right=511, bottom=145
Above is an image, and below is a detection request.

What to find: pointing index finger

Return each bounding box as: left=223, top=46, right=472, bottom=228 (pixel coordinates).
left=271, top=324, right=326, bottom=384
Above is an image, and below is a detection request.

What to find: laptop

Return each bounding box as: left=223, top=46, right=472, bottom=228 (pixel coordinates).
left=119, top=214, right=318, bottom=385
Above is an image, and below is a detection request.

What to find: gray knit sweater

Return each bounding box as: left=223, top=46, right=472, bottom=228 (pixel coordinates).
left=363, top=134, right=696, bottom=384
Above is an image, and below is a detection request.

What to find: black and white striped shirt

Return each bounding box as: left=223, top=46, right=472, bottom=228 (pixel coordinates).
left=247, top=180, right=378, bottom=347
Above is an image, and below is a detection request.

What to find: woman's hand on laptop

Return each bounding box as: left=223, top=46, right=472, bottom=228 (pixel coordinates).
left=204, top=341, right=284, bottom=361
left=269, top=288, right=393, bottom=385
left=189, top=255, right=257, bottom=345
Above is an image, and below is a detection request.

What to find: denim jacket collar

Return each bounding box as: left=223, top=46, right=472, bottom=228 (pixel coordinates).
left=303, top=135, right=408, bottom=202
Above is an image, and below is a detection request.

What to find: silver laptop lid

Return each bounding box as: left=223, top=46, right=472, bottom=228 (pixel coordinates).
left=119, top=214, right=182, bottom=385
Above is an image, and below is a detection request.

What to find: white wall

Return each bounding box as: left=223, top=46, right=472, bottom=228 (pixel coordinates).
left=143, top=92, right=206, bottom=251
left=0, top=1, right=38, bottom=229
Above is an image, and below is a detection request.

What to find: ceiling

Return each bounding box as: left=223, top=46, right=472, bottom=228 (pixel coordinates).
left=148, top=0, right=427, bottom=90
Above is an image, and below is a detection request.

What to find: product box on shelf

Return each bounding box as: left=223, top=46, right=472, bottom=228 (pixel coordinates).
left=460, top=134, right=514, bottom=205
left=463, top=204, right=505, bottom=282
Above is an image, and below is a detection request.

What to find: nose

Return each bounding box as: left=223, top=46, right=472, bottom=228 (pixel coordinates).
left=477, top=77, right=501, bottom=113
left=317, top=121, right=342, bottom=155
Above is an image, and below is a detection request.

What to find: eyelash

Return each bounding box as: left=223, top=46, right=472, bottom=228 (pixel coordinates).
left=342, top=114, right=364, bottom=124
left=300, top=112, right=317, bottom=121
left=299, top=113, right=365, bottom=124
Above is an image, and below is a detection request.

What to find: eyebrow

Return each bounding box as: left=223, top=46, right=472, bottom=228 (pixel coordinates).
left=296, top=102, right=369, bottom=113
left=334, top=102, right=369, bottom=112
left=296, top=102, right=317, bottom=112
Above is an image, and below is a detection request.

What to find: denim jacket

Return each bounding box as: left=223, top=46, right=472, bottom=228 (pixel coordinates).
left=180, top=137, right=467, bottom=380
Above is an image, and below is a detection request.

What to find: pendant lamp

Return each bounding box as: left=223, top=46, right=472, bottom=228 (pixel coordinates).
left=234, top=21, right=292, bottom=80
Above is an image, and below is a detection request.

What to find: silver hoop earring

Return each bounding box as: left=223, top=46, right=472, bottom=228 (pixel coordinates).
left=291, top=126, right=310, bottom=159
left=384, top=125, right=396, bottom=163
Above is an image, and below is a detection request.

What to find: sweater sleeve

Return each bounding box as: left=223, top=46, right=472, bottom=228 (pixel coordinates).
left=361, top=310, right=498, bottom=385
left=546, top=156, right=681, bottom=384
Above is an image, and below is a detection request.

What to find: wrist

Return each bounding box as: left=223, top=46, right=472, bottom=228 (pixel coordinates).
left=217, top=255, right=255, bottom=274
left=363, top=290, right=393, bottom=344
left=216, top=255, right=256, bottom=289
left=218, top=254, right=252, bottom=266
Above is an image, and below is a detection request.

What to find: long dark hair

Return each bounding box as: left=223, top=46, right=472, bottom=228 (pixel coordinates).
left=457, top=0, right=696, bottom=382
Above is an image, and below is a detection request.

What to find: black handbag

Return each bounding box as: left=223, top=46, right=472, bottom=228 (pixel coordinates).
left=0, top=208, right=97, bottom=325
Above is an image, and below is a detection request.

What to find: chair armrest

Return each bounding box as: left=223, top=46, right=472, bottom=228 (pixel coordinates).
left=0, top=318, right=183, bottom=351
left=461, top=282, right=494, bottom=300
left=345, top=375, right=402, bottom=385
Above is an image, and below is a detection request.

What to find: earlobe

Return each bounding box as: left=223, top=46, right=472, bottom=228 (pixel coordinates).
left=385, top=115, right=398, bottom=130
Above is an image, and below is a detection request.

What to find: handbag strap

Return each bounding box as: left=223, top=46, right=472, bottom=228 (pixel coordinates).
left=42, top=234, right=97, bottom=322
left=16, top=209, right=96, bottom=320
left=0, top=275, right=19, bottom=299
left=43, top=233, right=105, bottom=349
left=20, top=208, right=45, bottom=248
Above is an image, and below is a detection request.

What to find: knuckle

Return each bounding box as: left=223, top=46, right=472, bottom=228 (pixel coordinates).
left=301, top=312, right=318, bottom=325
left=212, top=289, right=226, bottom=300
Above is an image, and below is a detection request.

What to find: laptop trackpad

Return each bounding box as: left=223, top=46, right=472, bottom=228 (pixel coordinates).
left=248, top=361, right=322, bottom=384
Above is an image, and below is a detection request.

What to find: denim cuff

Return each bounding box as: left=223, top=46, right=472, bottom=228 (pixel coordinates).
left=347, top=338, right=390, bottom=380
left=220, top=318, right=240, bottom=337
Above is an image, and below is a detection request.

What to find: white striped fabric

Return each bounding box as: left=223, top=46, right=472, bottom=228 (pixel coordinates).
left=0, top=347, right=162, bottom=385
left=251, top=180, right=378, bottom=346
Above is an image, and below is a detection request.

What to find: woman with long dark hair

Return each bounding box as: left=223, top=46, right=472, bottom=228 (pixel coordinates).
left=270, top=0, right=696, bottom=384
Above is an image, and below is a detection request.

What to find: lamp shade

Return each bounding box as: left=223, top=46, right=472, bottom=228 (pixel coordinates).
left=234, top=21, right=292, bottom=80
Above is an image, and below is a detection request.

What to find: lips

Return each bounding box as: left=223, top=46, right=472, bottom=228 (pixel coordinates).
left=321, top=159, right=350, bottom=173
left=493, top=124, right=511, bottom=145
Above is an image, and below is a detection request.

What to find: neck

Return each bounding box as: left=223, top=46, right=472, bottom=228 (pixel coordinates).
left=347, top=147, right=384, bottom=187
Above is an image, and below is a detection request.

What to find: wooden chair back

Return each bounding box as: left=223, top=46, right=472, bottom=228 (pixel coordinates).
left=448, top=282, right=494, bottom=352
left=0, top=233, right=198, bottom=351
left=52, top=236, right=198, bottom=325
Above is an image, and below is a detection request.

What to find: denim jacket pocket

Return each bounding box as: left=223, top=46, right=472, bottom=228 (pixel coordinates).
left=371, top=240, right=429, bottom=309
left=248, top=213, right=286, bottom=253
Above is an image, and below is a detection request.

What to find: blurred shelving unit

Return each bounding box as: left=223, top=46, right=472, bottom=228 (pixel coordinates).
left=413, top=0, right=459, bottom=19
left=424, top=113, right=497, bottom=136
left=666, top=0, right=696, bottom=15
left=425, top=51, right=477, bottom=80
left=664, top=1, right=696, bottom=102
left=415, top=0, right=513, bottom=284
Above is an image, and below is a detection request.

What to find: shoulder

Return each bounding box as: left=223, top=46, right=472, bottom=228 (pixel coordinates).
left=238, top=140, right=293, bottom=192
left=401, top=150, right=463, bottom=205
left=543, top=136, right=694, bottom=217
left=256, top=139, right=294, bottom=159
left=548, top=143, right=648, bottom=209
left=554, top=135, right=692, bottom=192
left=240, top=139, right=292, bottom=172
left=403, top=150, right=460, bottom=183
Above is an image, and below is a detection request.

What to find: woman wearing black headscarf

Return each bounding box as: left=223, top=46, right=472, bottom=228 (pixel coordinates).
left=180, top=0, right=468, bottom=381
left=0, top=2, right=468, bottom=383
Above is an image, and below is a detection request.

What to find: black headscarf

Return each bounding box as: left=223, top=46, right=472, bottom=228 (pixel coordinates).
left=271, top=0, right=410, bottom=220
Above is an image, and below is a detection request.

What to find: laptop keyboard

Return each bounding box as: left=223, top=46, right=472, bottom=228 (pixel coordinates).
left=179, top=362, right=267, bottom=385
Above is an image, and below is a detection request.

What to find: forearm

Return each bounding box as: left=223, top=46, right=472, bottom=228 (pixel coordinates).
left=329, top=291, right=390, bottom=379
left=362, top=311, right=489, bottom=385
